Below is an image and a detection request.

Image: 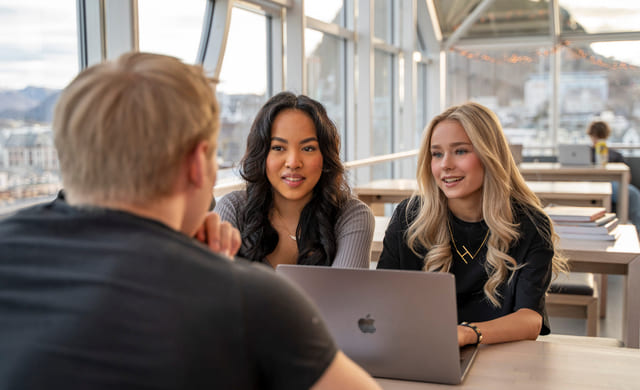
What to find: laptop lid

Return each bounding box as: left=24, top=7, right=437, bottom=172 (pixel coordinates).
left=558, top=144, right=592, bottom=166
left=275, top=266, right=478, bottom=384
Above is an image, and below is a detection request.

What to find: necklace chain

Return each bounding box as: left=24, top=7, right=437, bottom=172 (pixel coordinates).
left=447, top=218, right=489, bottom=264
left=274, top=208, right=297, bottom=241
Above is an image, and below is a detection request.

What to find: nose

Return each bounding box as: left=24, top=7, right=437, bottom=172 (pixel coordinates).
left=440, top=152, right=453, bottom=171
left=285, top=150, right=301, bottom=169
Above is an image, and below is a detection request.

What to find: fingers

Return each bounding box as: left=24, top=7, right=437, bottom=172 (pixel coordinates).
left=216, top=221, right=242, bottom=258
left=197, top=212, right=241, bottom=259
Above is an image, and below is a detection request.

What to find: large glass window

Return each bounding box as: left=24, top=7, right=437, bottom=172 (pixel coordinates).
left=305, top=0, right=345, bottom=26
left=216, top=7, right=269, bottom=170
left=305, top=29, right=346, bottom=157
left=560, top=1, right=640, bottom=34
left=138, top=0, right=208, bottom=63
left=559, top=41, right=640, bottom=152
left=416, top=60, right=428, bottom=136
left=373, top=50, right=394, bottom=179
left=415, top=30, right=428, bottom=137
left=447, top=47, right=553, bottom=155
left=0, top=0, right=77, bottom=216
left=435, top=0, right=550, bottom=39
left=374, top=0, right=394, bottom=43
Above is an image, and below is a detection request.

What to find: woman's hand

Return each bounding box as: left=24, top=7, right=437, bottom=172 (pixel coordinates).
left=457, top=324, right=480, bottom=347
left=194, top=211, right=241, bottom=259
left=457, top=309, right=542, bottom=346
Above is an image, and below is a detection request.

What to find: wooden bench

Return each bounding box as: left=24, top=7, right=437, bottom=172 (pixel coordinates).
left=546, top=272, right=599, bottom=337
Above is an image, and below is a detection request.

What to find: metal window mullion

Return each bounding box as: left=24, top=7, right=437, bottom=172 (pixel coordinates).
left=305, top=17, right=354, bottom=40
left=200, top=0, right=233, bottom=79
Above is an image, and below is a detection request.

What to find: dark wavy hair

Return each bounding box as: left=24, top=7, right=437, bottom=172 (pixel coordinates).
left=239, top=91, right=350, bottom=265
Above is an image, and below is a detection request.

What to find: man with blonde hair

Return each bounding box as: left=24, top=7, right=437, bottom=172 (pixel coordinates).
left=0, top=52, right=379, bottom=390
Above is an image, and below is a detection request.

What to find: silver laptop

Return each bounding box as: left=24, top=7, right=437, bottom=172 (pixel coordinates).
left=275, top=266, right=478, bottom=384
left=558, top=144, right=592, bottom=166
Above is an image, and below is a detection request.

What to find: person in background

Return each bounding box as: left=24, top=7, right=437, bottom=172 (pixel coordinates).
left=0, top=52, right=380, bottom=390
left=587, top=120, right=640, bottom=232
left=214, top=92, right=374, bottom=269
left=377, top=102, right=568, bottom=347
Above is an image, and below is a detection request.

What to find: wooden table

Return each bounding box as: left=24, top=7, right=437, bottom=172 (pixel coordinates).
left=375, top=340, right=640, bottom=389
left=355, top=179, right=613, bottom=216
left=519, top=162, right=630, bottom=223
left=371, top=218, right=640, bottom=348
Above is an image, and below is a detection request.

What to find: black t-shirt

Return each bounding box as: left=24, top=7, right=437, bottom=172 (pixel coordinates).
left=590, top=146, right=625, bottom=163
left=0, top=196, right=337, bottom=389
left=377, top=198, right=554, bottom=335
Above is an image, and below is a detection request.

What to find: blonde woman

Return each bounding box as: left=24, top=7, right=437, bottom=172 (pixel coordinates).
left=377, top=102, right=568, bottom=347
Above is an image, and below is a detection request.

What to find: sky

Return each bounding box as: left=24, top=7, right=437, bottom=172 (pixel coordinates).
left=0, top=0, right=78, bottom=90
left=0, top=0, right=639, bottom=91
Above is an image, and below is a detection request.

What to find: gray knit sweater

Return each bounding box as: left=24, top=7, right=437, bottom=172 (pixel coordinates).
left=214, top=191, right=374, bottom=268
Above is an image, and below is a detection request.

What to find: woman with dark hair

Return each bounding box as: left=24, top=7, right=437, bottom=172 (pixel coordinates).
left=214, top=92, right=374, bottom=268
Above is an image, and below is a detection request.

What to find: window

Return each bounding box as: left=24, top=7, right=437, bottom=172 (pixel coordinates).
left=374, top=0, right=394, bottom=43
left=447, top=47, right=553, bottom=155
left=559, top=41, right=640, bottom=154
left=560, top=1, right=640, bottom=34
left=435, top=0, right=550, bottom=39
left=416, top=61, right=428, bottom=136
left=137, top=0, right=208, bottom=63
left=0, top=0, right=77, bottom=215
left=373, top=50, right=394, bottom=179
left=305, top=29, right=347, bottom=157
left=415, top=29, right=428, bottom=137
left=216, top=7, right=269, bottom=170
left=305, top=0, right=345, bottom=26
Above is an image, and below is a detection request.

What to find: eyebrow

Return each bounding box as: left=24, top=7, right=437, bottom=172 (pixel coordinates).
left=430, top=141, right=472, bottom=148
left=271, top=136, right=319, bottom=145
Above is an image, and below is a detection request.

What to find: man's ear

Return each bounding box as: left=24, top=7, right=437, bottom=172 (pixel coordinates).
left=187, top=140, right=211, bottom=189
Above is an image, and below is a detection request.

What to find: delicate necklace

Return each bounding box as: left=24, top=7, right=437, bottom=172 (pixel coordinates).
left=273, top=208, right=297, bottom=241
left=447, top=218, right=489, bottom=264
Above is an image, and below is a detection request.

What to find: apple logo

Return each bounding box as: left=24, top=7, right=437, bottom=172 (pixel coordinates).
left=358, top=314, right=376, bottom=334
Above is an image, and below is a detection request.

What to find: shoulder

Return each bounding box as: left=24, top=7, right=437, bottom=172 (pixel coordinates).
left=389, top=197, right=420, bottom=228
left=511, top=202, right=553, bottom=248
left=336, top=197, right=374, bottom=226
left=610, top=149, right=625, bottom=163
left=215, top=190, right=247, bottom=210
left=214, top=190, right=247, bottom=222
left=513, top=202, right=550, bottom=230
left=229, top=258, right=291, bottom=296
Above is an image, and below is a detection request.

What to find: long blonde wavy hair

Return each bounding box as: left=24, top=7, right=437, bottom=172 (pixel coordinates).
left=406, top=102, right=568, bottom=307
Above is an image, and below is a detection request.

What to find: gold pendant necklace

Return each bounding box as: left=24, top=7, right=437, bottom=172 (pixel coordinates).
left=274, top=208, right=297, bottom=241
left=447, top=218, right=489, bottom=264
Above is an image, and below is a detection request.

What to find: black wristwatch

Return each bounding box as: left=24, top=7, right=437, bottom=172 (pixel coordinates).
left=460, top=321, right=483, bottom=345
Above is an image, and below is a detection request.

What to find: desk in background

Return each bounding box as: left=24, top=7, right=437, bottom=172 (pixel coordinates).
left=519, top=162, right=629, bottom=223
left=355, top=179, right=612, bottom=216
left=371, top=217, right=640, bottom=348
left=375, top=340, right=640, bottom=389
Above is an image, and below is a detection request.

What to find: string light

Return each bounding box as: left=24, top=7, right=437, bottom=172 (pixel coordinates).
left=450, top=42, right=639, bottom=71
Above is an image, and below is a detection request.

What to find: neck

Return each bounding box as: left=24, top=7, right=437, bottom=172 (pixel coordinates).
left=68, top=194, right=184, bottom=232
left=448, top=199, right=483, bottom=222
left=272, top=194, right=311, bottom=219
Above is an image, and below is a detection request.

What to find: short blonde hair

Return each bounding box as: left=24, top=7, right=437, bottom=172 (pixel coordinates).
left=53, top=52, right=219, bottom=204
left=408, top=102, right=568, bottom=306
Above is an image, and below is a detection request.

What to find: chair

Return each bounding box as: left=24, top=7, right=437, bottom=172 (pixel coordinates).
left=546, top=272, right=599, bottom=337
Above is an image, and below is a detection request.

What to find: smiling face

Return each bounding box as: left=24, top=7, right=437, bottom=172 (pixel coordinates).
left=266, top=109, right=324, bottom=208
left=430, top=119, right=485, bottom=217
